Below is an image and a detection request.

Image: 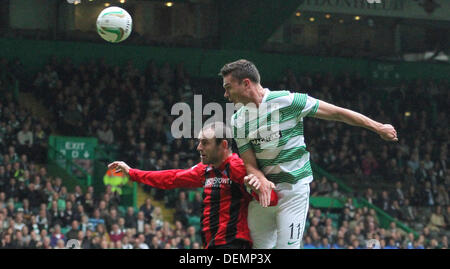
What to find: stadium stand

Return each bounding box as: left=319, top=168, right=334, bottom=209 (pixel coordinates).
left=0, top=55, right=448, bottom=249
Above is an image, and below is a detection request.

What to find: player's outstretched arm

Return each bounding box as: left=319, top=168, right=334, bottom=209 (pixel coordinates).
left=240, top=149, right=275, bottom=208
left=107, top=161, right=204, bottom=189
left=312, top=100, right=398, bottom=142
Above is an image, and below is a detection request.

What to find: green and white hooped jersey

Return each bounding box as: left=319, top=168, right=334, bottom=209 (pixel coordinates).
left=230, top=88, right=319, bottom=185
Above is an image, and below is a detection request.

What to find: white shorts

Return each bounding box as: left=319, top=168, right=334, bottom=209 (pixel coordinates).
left=248, top=181, right=310, bottom=249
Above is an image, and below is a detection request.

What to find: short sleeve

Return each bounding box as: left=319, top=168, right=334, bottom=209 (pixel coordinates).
left=290, top=93, right=320, bottom=118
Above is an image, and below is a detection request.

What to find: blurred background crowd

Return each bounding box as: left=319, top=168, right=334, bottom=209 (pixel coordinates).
left=0, top=56, right=448, bottom=249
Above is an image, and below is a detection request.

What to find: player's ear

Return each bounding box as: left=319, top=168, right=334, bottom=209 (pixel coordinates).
left=221, top=139, right=228, bottom=150
left=242, top=78, right=251, bottom=88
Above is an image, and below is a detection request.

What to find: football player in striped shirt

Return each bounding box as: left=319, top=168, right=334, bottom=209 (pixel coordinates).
left=219, top=59, right=398, bottom=249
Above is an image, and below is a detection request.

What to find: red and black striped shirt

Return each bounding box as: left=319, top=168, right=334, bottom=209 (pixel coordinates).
left=128, top=153, right=277, bottom=249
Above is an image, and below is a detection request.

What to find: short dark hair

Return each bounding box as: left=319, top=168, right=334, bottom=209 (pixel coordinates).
left=201, top=121, right=233, bottom=150
left=219, top=59, right=261, bottom=84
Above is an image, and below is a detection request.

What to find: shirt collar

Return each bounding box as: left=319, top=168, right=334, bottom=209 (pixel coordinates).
left=211, top=153, right=236, bottom=172
left=243, top=88, right=270, bottom=111
left=261, top=88, right=270, bottom=103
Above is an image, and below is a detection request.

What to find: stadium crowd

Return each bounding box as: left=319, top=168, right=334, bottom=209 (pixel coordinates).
left=0, top=56, right=448, bottom=249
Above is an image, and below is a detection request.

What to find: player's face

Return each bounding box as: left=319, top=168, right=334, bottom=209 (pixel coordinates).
left=223, top=74, right=246, bottom=104
left=197, top=130, right=221, bottom=165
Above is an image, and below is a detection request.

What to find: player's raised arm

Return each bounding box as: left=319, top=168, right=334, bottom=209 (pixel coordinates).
left=312, top=99, right=398, bottom=142
left=107, top=161, right=204, bottom=190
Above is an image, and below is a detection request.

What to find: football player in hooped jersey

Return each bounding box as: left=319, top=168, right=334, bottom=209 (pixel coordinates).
left=108, top=122, right=277, bottom=249
left=220, top=59, right=398, bottom=249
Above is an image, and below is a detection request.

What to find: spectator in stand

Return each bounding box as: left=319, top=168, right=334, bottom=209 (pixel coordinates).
left=33, top=124, right=47, bottom=163
left=105, top=208, right=119, bottom=231
left=422, top=182, right=435, bottom=207
left=62, top=201, right=75, bottom=227
left=151, top=207, right=164, bottom=229
left=344, top=198, right=356, bottom=218
left=66, top=220, right=80, bottom=240
left=16, top=124, right=33, bottom=157
left=121, top=235, right=133, bottom=249
left=330, top=182, right=343, bottom=199
left=182, top=237, right=192, bottom=249
left=361, top=151, right=378, bottom=177
left=124, top=207, right=137, bottom=229
left=48, top=200, right=64, bottom=227
left=364, top=188, right=376, bottom=204
left=50, top=225, right=65, bottom=248
left=139, top=198, right=154, bottom=223
left=94, top=223, right=110, bottom=243
left=97, top=122, right=114, bottom=145
left=137, top=234, right=150, bottom=249
left=109, top=223, right=125, bottom=243
left=303, top=236, right=315, bottom=249
left=427, top=206, right=446, bottom=233
left=174, top=191, right=191, bottom=227
left=62, top=103, right=83, bottom=136
left=435, top=184, right=449, bottom=206
left=36, top=209, right=49, bottom=232
left=317, top=177, right=332, bottom=196
left=309, top=181, right=319, bottom=197
left=376, top=191, right=390, bottom=212
left=384, top=238, right=398, bottom=249
left=88, top=209, right=105, bottom=231
left=416, top=161, right=428, bottom=184
left=399, top=199, right=417, bottom=226
left=388, top=200, right=402, bottom=220
left=392, top=181, right=405, bottom=205
left=190, top=191, right=202, bottom=217
left=136, top=211, right=146, bottom=234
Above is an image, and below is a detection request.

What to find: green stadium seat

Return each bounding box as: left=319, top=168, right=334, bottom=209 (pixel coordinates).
left=118, top=206, right=126, bottom=216
left=61, top=227, right=70, bottom=235
left=188, top=191, right=196, bottom=203
left=14, top=202, right=23, bottom=210
left=188, top=215, right=201, bottom=230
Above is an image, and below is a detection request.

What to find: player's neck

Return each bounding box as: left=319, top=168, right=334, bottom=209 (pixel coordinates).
left=243, top=84, right=265, bottom=107
left=212, top=152, right=232, bottom=169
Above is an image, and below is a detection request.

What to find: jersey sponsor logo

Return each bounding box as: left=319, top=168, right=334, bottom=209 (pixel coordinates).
left=204, top=177, right=232, bottom=188
left=250, top=130, right=282, bottom=146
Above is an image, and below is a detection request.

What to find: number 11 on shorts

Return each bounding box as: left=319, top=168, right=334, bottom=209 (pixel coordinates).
left=289, top=223, right=301, bottom=240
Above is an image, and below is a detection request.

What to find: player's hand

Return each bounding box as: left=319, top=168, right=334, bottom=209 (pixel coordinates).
left=377, top=124, right=398, bottom=142
left=245, top=174, right=275, bottom=207
left=244, top=174, right=261, bottom=190
left=108, top=161, right=131, bottom=175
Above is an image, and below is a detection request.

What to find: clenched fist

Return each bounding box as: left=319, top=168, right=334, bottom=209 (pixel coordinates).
left=377, top=124, right=398, bottom=142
